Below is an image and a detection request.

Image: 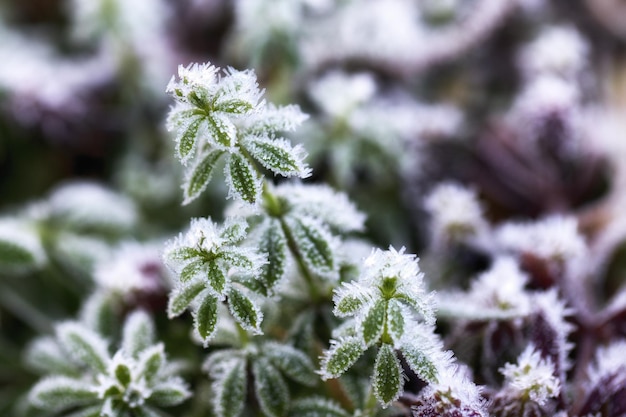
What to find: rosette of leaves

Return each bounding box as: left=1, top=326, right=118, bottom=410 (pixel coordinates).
left=203, top=341, right=318, bottom=417
left=27, top=311, right=190, bottom=417
left=163, top=217, right=267, bottom=343
left=166, top=62, right=310, bottom=206
left=319, top=247, right=449, bottom=406
left=243, top=182, right=366, bottom=297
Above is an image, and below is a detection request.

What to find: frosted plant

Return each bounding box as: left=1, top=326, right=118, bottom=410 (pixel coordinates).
left=320, top=247, right=450, bottom=406
left=500, top=345, right=560, bottom=405
left=27, top=311, right=190, bottom=417
left=163, top=217, right=266, bottom=343
left=166, top=63, right=310, bottom=205
left=423, top=182, right=488, bottom=247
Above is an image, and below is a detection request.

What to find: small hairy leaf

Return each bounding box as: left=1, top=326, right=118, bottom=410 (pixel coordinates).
left=226, top=153, right=261, bottom=205
left=29, top=376, right=97, bottom=412
left=289, top=397, right=350, bottom=417
left=25, top=337, right=77, bottom=375
left=115, top=363, right=131, bottom=387
left=168, top=280, right=207, bottom=318
left=176, top=116, right=204, bottom=164
left=386, top=300, right=405, bottom=344
left=208, top=113, right=237, bottom=149
left=320, top=338, right=364, bottom=380
left=149, top=378, right=191, bottom=406
left=373, top=344, right=403, bottom=406
left=57, top=322, right=109, bottom=374
left=362, top=300, right=387, bottom=347
left=122, top=310, right=155, bottom=358
left=253, top=358, right=289, bottom=417
left=264, top=342, right=317, bottom=386
left=183, top=149, right=225, bottom=204
left=401, top=343, right=438, bottom=384
left=227, top=286, right=263, bottom=334
left=285, top=215, right=335, bottom=277
left=0, top=239, right=40, bottom=270
left=206, top=262, right=227, bottom=295
left=333, top=283, right=371, bottom=318
left=180, top=259, right=207, bottom=283
left=242, top=136, right=311, bottom=178
left=165, top=247, right=198, bottom=263
left=213, top=359, right=247, bottom=417
left=258, top=220, right=287, bottom=294
left=137, top=344, right=165, bottom=382
left=218, top=249, right=256, bottom=271
left=214, top=98, right=254, bottom=114
left=220, top=218, right=248, bottom=243
left=196, top=294, right=219, bottom=343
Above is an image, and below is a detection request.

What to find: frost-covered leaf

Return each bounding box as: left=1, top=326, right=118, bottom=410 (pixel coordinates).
left=208, top=113, right=238, bottom=149
left=168, top=280, right=207, bottom=318
left=183, top=149, right=225, bottom=204
left=206, top=262, right=227, bottom=295
left=57, top=322, right=109, bottom=374
left=164, top=246, right=199, bottom=264
left=253, top=358, right=289, bottom=417
left=137, top=344, right=165, bottom=382
left=227, top=286, right=263, bottom=334
left=122, top=310, right=155, bottom=358
left=275, top=184, right=366, bottom=233
left=257, top=219, right=287, bottom=294
left=320, top=337, right=365, bottom=380
left=289, top=397, right=350, bottom=417
left=285, top=215, right=336, bottom=278
left=29, top=376, right=97, bottom=412
left=373, top=343, right=403, bottom=406
left=176, top=115, right=204, bottom=164
left=149, top=378, right=191, bottom=406
left=25, top=336, right=78, bottom=375
left=244, top=103, right=308, bottom=134
left=242, top=135, right=311, bottom=178
left=263, top=342, right=317, bottom=386
left=226, top=153, right=262, bottom=205
left=220, top=217, right=249, bottom=244
left=386, top=299, right=405, bottom=344
left=213, top=358, right=247, bottom=417
left=332, top=282, right=373, bottom=318
left=401, top=340, right=439, bottom=384
left=48, top=182, right=137, bottom=234
left=180, top=259, right=207, bottom=283
left=196, top=293, right=219, bottom=343
left=362, top=299, right=386, bottom=347
left=0, top=218, right=45, bottom=272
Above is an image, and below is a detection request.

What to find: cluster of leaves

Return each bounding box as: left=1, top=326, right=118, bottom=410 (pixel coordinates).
left=27, top=311, right=189, bottom=417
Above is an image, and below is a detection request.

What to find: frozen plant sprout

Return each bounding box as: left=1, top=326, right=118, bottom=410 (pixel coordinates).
left=3, top=2, right=626, bottom=417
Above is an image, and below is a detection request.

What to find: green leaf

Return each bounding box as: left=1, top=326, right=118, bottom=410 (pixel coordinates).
left=289, top=397, right=350, bottom=417
left=214, top=99, right=254, bottom=114
left=401, top=343, right=439, bottom=384
left=386, top=300, right=405, bottom=344
left=333, top=284, right=371, bottom=318
left=264, top=342, right=317, bottom=386
left=258, top=220, right=287, bottom=294
left=206, top=262, right=227, bottom=295
left=207, top=113, right=237, bottom=148
left=183, top=149, right=225, bottom=205
left=57, top=323, right=109, bottom=374
left=137, top=344, right=165, bottom=382
left=122, top=310, right=155, bottom=358
left=213, top=358, right=247, bottom=417
left=167, top=280, right=207, bottom=318
left=180, top=259, right=207, bottom=283
left=226, top=153, right=261, bottom=205
left=177, top=116, right=204, bottom=164
left=227, top=286, right=263, bottom=334
left=115, top=363, right=131, bottom=387
left=218, top=250, right=256, bottom=271
left=149, top=379, right=190, bottom=407
left=29, top=376, right=98, bottom=412
left=253, top=358, right=289, bottom=417
left=0, top=239, right=40, bottom=271
left=362, top=300, right=387, bottom=347
left=25, top=337, right=78, bottom=375
left=320, top=338, right=364, bottom=379
left=220, top=218, right=248, bottom=243
left=242, top=136, right=310, bottom=178
left=165, top=247, right=198, bottom=263
left=196, top=294, right=219, bottom=343
left=285, top=215, right=335, bottom=278
left=373, top=344, right=403, bottom=406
